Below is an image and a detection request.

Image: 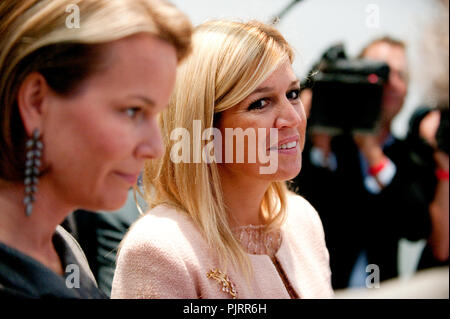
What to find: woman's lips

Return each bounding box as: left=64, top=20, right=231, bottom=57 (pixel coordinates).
left=267, top=135, right=300, bottom=154
left=115, top=172, right=140, bottom=185
left=276, top=141, right=299, bottom=154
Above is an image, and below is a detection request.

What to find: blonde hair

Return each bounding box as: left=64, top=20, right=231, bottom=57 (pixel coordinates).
left=0, top=0, right=192, bottom=180
left=142, top=20, right=294, bottom=277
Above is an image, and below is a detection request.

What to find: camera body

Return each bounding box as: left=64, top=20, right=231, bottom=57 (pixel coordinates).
left=307, top=45, right=390, bottom=134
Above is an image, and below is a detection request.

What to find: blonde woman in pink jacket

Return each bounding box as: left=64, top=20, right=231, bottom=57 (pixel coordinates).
left=112, top=20, right=333, bottom=299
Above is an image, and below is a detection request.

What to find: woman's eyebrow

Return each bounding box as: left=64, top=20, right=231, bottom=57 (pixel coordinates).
left=252, top=86, right=273, bottom=94
left=126, top=94, right=156, bottom=107
left=251, top=80, right=300, bottom=95
left=289, top=80, right=300, bottom=88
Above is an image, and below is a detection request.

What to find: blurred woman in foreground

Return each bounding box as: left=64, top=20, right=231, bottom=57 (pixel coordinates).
left=0, top=0, right=192, bottom=298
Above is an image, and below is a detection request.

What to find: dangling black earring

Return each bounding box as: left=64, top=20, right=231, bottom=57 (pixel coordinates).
left=23, top=128, right=43, bottom=217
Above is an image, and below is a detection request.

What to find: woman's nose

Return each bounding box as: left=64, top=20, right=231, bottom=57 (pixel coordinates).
left=135, top=120, right=165, bottom=160
left=275, top=99, right=304, bottom=129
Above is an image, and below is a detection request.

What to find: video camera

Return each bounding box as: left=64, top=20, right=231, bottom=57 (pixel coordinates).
left=306, top=44, right=390, bottom=134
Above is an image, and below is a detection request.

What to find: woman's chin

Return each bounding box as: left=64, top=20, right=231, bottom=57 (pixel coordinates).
left=258, top=164, right=302, bottom=182
left=275, top=159, right=302, bottom=181
left=85, top=191, right=129, bottom=212
left=277, top=169, right=301, bottom=182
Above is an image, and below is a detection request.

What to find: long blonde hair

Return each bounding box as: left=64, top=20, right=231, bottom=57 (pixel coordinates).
left=143, top=20, right=293, bottom=276
left=0, top=0, right=192, bottom=181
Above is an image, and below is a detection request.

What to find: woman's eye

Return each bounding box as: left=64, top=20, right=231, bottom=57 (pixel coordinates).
left=247, top=99, right=269, bottom=111
left=124, top=107, right=142, bottom=118
left=287, top=89, right=300, bottom=100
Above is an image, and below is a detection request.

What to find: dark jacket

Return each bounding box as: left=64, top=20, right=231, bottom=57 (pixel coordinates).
left=0, top=226, right=107, bottom=298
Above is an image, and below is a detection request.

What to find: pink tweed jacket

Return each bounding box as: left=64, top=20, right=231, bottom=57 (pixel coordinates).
left=111, top=193, right=333, bottom=299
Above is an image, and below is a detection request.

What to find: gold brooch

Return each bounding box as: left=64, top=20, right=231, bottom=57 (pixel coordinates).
left=206, top=268, right=237, bottom=299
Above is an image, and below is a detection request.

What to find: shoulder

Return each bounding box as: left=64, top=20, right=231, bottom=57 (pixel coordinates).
left=286, top=192, right=322, bottom=225
left=116, top=204, right=212, bottom=278
left=285, top=192, right=326, bottom=240
left=282, top=193, right=333, bottom=298
left=112, top=205, right=208, bottom=298
left=119, top=205, right=207, bottom=256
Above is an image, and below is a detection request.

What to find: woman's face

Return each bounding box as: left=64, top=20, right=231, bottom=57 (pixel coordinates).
left=217, top=60, right=306, bottom=183
left=42, top=34, right=178, bottom=211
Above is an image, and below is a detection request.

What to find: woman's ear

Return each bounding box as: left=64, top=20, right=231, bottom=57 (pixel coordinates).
left=17, top=72, right=50, bottom=137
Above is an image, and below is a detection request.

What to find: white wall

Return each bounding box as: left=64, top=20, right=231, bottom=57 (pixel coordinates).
left=171, top=0, right=440, bottom=137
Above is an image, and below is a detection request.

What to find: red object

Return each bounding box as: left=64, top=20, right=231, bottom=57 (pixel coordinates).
left=368, top=157, right=388, bottom=176
left=435, top=169, right=449, bottom=181
left=367, top=73, right=379, bottom=84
